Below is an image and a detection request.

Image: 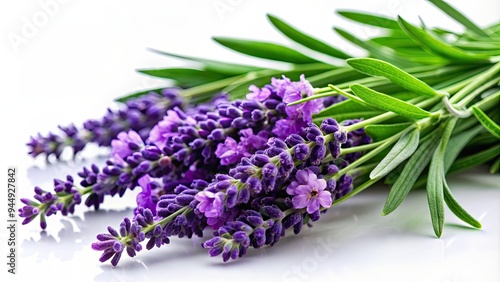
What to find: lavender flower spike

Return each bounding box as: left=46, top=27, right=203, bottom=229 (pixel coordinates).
left=27, top=88, right=182, bottom=159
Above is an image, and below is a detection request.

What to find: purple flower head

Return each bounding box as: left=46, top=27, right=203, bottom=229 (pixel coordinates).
left=246, top=85, right=271, bottom=102
left=135, top=175, right=157, bottom=214
left=286, top=169, right=332, bottom=214
left=215, top=129, right=268, bottom=166
left=272, top=119, right=305, bottom=140
left=111, top=130, right=144, bottom=166
left=272, top=74, right=323, bottom=123
left=239, top=128, right=268, bottom=153
left=194, top=190, right=225, bottom=219
left=215, top=137, right=240, bottom=166
left=148, top=109, right=196, bottom=149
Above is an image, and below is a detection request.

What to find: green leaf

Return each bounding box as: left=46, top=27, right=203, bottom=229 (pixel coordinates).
left=443, top=181, right=482, bottom=228
left=212, top=37, right=320, bottom=64
left=337, top=10, right=401, bottom=29
left=115, top=87, right=165, bottom=103
left=137, top=68, right=227, bottom=87
left=448, top=144, right=500, bottom=174
left=471, top=106, right=500, bottom=139
left=426, top=118, right=457, bottom=238
left=347, top=58, right=443, bottom=97
left=147, top=48, right=265, bottom=75
left=383, top=128, right=442, bottom=215
left=370, top=127, right=420, bottom=179
left=370, top=37, right=420, bottom=48
left=333, top=27, right=416, bottom=68
left=315, top=99, right=378, bottom=118
left=350, top=84, right=432, bottom=119
left=267, top=14, right=351, bottom=59
left=365, top=122, right=414, bottom=142
left=397, top=17, right=490, bottom=62
left=428, top=0, right=489, bottom=37
left=313, top=111, right=382, bottom=123
left=443, top=126, right=484, bottom=172
left=490, top=157, right=500, bottom=174
left=222, top=64, right=333, bottom=98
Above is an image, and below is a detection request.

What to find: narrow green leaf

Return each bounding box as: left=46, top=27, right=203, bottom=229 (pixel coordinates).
left=398, top=16, right=490, bottom=62
left=426, top=145, right=446, bottom=237
left=490, top=157, right=500, bottom=174
left=313, top=111, right=382, bottom=123
left=448, top=145, right=500, bottom=174
left=115, top=87, right=165, bottom=103
left=350, top=84, right=432, bottom=119
left=428, top=0, right=489, bottom=37
left=137, top=68, right=227, bottom=87
left=333, top=27, right=416, bottom=68
left=347, top=58, right=443, bottom=97
left=315, top=99, right=378, bottom=118
left=337, top=10, right=401, bottom=29
left=471, top=106, right=500, bottom=139
left=147, top=48, right=264, bottom=75
left=222, top=64, right=333, bottom=98
left=370, top=127, right=420, bottom=179
left=426, top=118, right=457, bottom=238
left=212, top=37, right=320, bottom=64
left=443, top=126, right=484, bottom=172
left=370, top=37, right=420, bottom=48
left=443, top=181, right=482, bottom=228
left=267, top=14, right=351, bottom=59
left=365, top=122, right=414, bottom=142
left=383, top=128, right=442, bottom=215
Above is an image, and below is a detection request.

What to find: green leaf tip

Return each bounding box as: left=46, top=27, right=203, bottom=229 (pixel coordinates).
left=350, top=84, right=431, bottom=119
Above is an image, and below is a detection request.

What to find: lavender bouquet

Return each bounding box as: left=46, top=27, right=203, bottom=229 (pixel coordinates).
left=20, top=1, right=499, bottom=267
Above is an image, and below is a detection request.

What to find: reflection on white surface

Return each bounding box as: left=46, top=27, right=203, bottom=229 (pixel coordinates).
left=9, top=166, right=499, bottom=282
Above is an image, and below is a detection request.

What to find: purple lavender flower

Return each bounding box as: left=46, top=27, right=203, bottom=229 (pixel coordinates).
left=111, top=130, right=145, bottom=166
left=91, top=217, right=144, bottom=266
left=93, top=180, right=209, bottom=265
left=148, top=108, right=196, bottom=150
left=214, top=137, right=240, bottom=166
left=135, top=175, right=161, bottom=214
left=215, top=129, right=268, bottom=166
left=246, top=85, right=271, bottom=102
left=93, top=117, right=371, bottom=265
left=194, top=190, right=224, bottom=219
left=27, top=89, right=182, bottom=159
left=22, top=76, right=346, bottom=229
left=18, top=176, right=82, bottom=229
left=286, top=169, right=332, bottom=214
left=271, top=75, right=324, bottom=139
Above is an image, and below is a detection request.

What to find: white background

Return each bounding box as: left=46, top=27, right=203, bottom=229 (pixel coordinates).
left=1, top=1, right=499, bottom=282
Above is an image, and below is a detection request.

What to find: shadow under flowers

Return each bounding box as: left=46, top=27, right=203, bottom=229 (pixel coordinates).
left=20, top=208, right=134, bottom=262
left=26, top=153, right=109, bottom=187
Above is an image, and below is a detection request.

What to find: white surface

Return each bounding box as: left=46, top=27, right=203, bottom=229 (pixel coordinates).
left=1, top=1, right=500, bottom=282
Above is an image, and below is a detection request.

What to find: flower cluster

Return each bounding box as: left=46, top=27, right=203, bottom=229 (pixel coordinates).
left=20, top=76, right=328, bottom=229
left=23, top=74, right=372, bottom=265
left=27, top=89, right=182, bottom=159
left=91, top=117, right=371, bottom=264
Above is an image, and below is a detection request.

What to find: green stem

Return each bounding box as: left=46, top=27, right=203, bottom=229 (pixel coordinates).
left=332, top=128, right=410, bottom=180
left=329, top=178, right=379, bottom=208
left=470, top=90, right=500, bottom=110
left=142, top=206, right=190, bottom=234
left=343, top=96, right=436, bottom=132
left=450, top=62, right=500, bottom=104
left=181, top=75, right=247, bottom=98
left=456, top=75, right=500, bottom=107
left=340, top=141, right=383, bottom=155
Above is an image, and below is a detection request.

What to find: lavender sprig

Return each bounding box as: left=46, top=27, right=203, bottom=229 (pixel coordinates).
left=20, top=76, right=328, bottom=228
left=92, top=117, right=371, bottom=265
left=27, top=89, right=182, bottom=159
